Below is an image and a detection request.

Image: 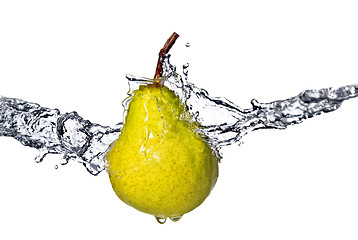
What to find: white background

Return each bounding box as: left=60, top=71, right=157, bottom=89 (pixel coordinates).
left=1, top=1, right=358, bottom=239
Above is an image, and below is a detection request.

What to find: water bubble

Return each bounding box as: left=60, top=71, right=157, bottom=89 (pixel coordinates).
left=54, top=165, right=58, bottom=169
left=170, top=216, right=182, bottom=222
left=185, top=42, right=190, bottom=47
left=155, top=216, right=167, bottom=224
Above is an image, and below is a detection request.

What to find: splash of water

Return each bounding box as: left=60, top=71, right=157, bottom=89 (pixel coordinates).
left=1, top=59, right=357, bottom=175
left=158, top=55, right=358, bottom=146
left=0, top=97, right=121, bottom=175
left=182, top=82, right=358, bottom=146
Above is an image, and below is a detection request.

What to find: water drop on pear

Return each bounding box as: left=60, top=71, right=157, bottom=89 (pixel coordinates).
left=156, top=216, right=167, bottom=224
left=170, top=216, right=182, bottom=222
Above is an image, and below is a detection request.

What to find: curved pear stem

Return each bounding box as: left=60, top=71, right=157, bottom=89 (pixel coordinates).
left=153, top=32, right=180, bottom=82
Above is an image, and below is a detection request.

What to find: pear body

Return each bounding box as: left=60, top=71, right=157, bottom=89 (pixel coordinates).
left=106, top=84, right=219, bottom=219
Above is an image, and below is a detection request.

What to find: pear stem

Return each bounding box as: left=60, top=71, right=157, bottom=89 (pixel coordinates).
left=153, top=32, right=180, bottom=81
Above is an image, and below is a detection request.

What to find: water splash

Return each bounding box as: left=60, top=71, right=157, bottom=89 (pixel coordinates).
left=159, top=53, right=358, bottom=147
left=0, top=96, right=121, bottom=175
left=1, top=59, right=357, bottom=174
left=182, top=83, right=358, bottom=146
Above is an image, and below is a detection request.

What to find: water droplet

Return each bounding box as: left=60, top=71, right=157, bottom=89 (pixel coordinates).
left=54, top=165, right=58, bottom=169
left=155, top=216, right=167, bottom=224
left=170, top=216, right=182, bottom=222
left=251, top=99, right=261, bottom=109
left=34, top=149, right=48, bottom=163
left=185, top=42, right=190, bottom=47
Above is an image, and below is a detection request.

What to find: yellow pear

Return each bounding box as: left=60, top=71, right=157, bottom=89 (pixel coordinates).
left=106, top=33, right=219, bottom=223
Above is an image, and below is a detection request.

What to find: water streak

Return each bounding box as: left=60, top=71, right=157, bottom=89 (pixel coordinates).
left=1, top=60, right=357, bottom=175
left=1, top=81, right=357, bottom=175
left=0, top=96, right=121, bottom=175
left=184, top=83, right=358, bottom=146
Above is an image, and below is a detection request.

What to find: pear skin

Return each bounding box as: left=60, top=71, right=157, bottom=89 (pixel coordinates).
left=106, top=84, right=219, bottom=220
